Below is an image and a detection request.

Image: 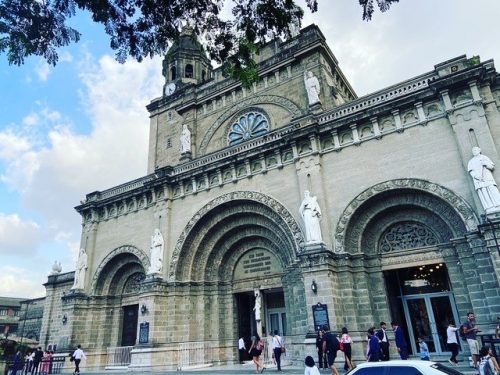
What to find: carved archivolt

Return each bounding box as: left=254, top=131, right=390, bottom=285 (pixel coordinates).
left=198, top=95, right=302, bottom=155
left=334, top=179, right=478, bottom=254
left=168, top=191, right=305, bottom=281
left=90, top=245, right=149, bottom=294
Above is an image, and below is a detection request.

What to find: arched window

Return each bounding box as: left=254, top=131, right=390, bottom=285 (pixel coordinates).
left=170, top=66, right=176, bottom=80
left=185, top=64, right=193, bottom=78
left=228, top=111, right=269, bottom=146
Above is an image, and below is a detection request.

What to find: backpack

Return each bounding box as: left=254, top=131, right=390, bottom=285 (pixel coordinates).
left=479, top=357, right=494, bottom=375
left=458, top=324, right=467, bottom=341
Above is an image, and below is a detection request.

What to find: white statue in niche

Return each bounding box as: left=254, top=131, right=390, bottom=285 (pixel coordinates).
left=299, top=190, right=323, bottom=243
left=253, top=289, right=261, bottom=321
left=180, top=124, right=191, bottom=154
left=304, top=71, right=321, bottom=105
left=148, top=229, right=164, bottom=274
left=468, top=147, right=500, bottom=213
left=71, top=248, right=88, bottom=290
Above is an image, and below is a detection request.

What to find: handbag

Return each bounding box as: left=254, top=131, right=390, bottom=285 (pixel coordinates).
left=279, top=337, right=285, bottom=353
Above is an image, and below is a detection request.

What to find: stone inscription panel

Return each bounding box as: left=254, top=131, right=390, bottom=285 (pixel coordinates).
left=233, top=248, right=282, bottom=280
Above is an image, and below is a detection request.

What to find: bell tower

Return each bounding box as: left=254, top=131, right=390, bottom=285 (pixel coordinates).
left=161, top=26, right=212, bottom=96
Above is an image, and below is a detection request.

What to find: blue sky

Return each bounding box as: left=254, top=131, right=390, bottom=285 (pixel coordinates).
left=1, top=0, right=499, bottom=298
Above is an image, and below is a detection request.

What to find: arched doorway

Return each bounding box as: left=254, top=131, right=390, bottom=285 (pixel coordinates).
left=169, top=191, right=305, bottom=357
left=336, top=180, right=478, bottom=356
left=92, top=247, right=148, bottom=347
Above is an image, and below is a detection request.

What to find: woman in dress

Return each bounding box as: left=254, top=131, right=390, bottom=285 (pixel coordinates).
left=341, top=327, right=354, bottom=371
left=248, top=334, right=266, bottom=373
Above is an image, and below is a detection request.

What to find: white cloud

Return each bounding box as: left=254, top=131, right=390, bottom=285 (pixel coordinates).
left=22, top=113, right=39, bottom=126
left=0, top=266, right=45, bottom=298
left=0, top=129, right=32, bottom=160
left=0, top=213, right=42, bottom=255
left=59, top=51, right=73, bottom=63
left=35, top=60, right=51, bottom=82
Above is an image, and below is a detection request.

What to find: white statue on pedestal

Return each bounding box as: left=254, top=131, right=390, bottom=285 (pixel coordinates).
left=148, top=229, right=164, bottom=274
left=304, top=71, right=321, bottom=105
left=468, top=147, right=500, bottom=213
left=253, top=289, right=261, bottom=321
left=180, top=125, right=191, bottom=154
left=299, top=190, right=323, bottom=243
left=50, top=261, right=62, bottom=275
left=71, top=248, right=88, bottom=290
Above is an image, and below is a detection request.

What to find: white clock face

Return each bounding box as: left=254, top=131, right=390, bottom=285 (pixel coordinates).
left=165, top=83, right=176, bottom=96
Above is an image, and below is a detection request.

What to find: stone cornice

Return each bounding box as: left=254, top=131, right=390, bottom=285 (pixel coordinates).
left=76, top=59, right=494, bottom=214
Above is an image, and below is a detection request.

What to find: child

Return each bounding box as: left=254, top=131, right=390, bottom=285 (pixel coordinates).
left=305, top=355, right=320, bottom=375
left=418, top=337, right=430, bottom=361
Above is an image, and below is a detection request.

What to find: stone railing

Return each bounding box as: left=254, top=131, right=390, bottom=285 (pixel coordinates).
left=88, top=72, right=438, bottom=204
left=318, top=73, right=434, bottom=124
left=173, top=125, right=296, bottom=175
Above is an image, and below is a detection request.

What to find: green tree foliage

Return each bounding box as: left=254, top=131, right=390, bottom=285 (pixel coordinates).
left=0, top=0, right=398, bottom=84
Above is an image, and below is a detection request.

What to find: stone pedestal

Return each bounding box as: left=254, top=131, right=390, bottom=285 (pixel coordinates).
left=309, top=102, right=323, bottom=114
left=303, top=242, right=329, bottom=253
left=180, top=152, right=192, bottom=162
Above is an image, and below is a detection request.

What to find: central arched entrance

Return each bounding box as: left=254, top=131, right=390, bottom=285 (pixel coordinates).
left=170, top=191, right=306, bottom=360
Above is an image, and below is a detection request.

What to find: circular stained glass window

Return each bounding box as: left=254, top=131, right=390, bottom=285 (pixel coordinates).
left=228, top=112, right=269, bottom=146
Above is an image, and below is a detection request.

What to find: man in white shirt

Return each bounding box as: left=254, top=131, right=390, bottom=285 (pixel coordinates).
left=72, top=345, right=86, bottom=374
left=238, top=337, right=246, bottom=364
left=272, top=330, right=284, bottom=372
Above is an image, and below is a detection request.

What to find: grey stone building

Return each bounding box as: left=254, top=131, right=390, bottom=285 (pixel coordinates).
left=39, top=25, right=500, bottom=370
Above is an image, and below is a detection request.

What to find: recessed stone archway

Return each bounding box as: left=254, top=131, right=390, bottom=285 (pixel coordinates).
left=169, top=191, right=305, bottom=282
left=90, top=245, right=148, bottom=296
left=333, top=179, right=479, bottom=254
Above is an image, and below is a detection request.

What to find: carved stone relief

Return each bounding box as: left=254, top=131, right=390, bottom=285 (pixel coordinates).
left=90, top=245, right=149, bottom=294
left=198, top=95, right=303, bottom=155
left=168, top=191, right=305, bottom=281
left=334, top=179, right=478, bottom=254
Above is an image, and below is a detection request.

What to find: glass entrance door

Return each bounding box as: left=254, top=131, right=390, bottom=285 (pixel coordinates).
left=267, top=309, right=287, bottom=336
left=402, top=293, right=459, bottom=355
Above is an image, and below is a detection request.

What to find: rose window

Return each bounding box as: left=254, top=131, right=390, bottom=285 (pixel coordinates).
left=228, top=112, right=269, bottom=146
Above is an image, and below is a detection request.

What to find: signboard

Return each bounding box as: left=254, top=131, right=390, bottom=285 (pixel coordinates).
left=233, top=248, right=282, bottom=280
left=139, top=322, right=149, bottom=344
left=312, top=303, right=330, bottom=331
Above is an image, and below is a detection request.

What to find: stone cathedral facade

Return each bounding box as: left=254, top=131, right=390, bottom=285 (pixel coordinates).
left=39, top=25, right=500, bottom=370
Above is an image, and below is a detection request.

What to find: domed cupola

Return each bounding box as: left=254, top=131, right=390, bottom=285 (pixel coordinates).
left=161, top=26, right=212, bottom=96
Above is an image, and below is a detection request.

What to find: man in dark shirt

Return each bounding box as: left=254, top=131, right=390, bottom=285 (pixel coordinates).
left=31, top=347, right=43, bottom=375
left=367, top=327, right=381, bottom=362
left=376, top=321, right=390, bottom=361
left=321, top=326, right=340, bottom=375
left=463, top=312, right=481, bottom=368
left=391, top=321, right=408, bottom=360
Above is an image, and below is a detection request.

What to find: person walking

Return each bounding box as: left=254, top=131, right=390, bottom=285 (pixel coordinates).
left=367, top=327, right=380, bottom=362
left=376, top=322, right=390, bottom=361
left=321, top=325, right=340, bottom=375
left=418, top=338, right=430, bottom=361
left=31, top=347, right=43, bottom=375
left=478, top=346, right=500, bottom=375
left=238, top=337, right=246, bottom=364
left=316, top=330, right=327, bottom=370
left=11, top=350, right=22, bottom=375
left=72, top=345, right=86, bottom=375
left=272, top=330, right=284, bottom=372
left=391, top=321, right=408, bottom=360
left=446, top=322, right=459, bottom=365
left=248, top=334, right=266, bottom=374
left=463, top=312, right=481, bottom=369
left=340, top=327, right=353, bottom=371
